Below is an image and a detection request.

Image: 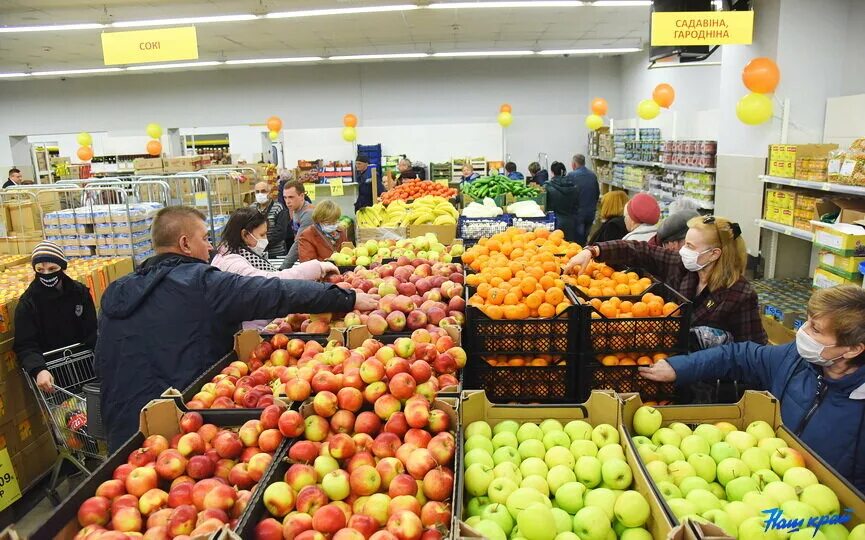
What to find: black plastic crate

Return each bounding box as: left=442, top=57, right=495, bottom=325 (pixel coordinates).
left=457, top=214, right=512, bottom=240
left=465, top=354, right=577, bottom=403
left=510, top=211, right=557, bottom=232
left=578, top=359, right=676, bottom=403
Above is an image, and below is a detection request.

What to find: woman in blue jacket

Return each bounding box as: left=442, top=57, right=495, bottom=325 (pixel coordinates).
left=641, top=284, right=865, bottom=493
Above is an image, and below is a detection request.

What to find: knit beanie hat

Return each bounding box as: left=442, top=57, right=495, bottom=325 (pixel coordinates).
left=657, top=209, right=700, bottom=244
left=626, top=193, right=661, bottom=226
left=31, top=241, right=68, bottom=270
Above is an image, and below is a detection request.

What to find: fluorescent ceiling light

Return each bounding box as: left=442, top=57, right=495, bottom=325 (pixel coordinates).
left=266, top=5, right=419, bottom=18
left=329, top=53, right=430, bottom=61
left=0, top=72, right=31, bottom=78
left=111, top=14, right=258, bottom=28
left=429, top=1, right=584, bottom=8
left=226, top=57, right=323, bottom=65
left=127, top=61, right=223, bottom=71
left=433, top=50, right=535, bottom=57
left=539, top=47, right=641, bottom=54
left=31, top=67, right=125, bottom=76
left=592, top=1, right=652, bottom=6
left=0, top=23, right=104, bottom=33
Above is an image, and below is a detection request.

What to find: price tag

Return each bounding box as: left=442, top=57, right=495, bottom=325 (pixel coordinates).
left=0, top=448, right=22, bottom=511
left=329, top=178, right=344, bottom=197
left=822, top=183, right=832, bottom=191
left=436, top=179, right=450, bottom=187
left=307, top=186, right=316, bottom=201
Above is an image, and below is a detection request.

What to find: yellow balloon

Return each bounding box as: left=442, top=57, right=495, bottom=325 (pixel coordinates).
left=146, top=123, right=163, bottom=139
left=342, top=126, right=357, bottom=142
left=498, top=111, right=513, bottom=128
left=585, top=114, right=604, bottom=131
left=637, top=99, right=660, bottom=120
left=736, top=92, right=774, bottom=125
left=77, top=132, right=92, bottom=146
left=268, top=130, right=280, bottom=141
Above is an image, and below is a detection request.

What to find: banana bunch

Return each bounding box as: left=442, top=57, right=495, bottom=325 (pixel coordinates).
left=356, top=196, right=458, bottom=228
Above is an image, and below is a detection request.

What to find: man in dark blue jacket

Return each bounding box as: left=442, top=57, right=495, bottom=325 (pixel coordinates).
left=641, top=285, right=865, bottom=493
left=96, top=206, right=379, bottom=450
left=566, top=154, right=600, bottom=246
left=354, top=155, right=385, bottom=212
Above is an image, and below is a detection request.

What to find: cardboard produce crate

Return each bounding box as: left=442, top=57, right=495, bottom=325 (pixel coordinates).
left=455, top=390, right=675, bottom=540
left=620, top=391, right=865, bottom=532
left=163, top=156, right=203, bottom=174
left=357, top=226, right=407, bottom=243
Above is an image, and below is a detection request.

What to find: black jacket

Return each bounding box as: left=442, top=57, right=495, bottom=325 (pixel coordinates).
left=545, top=175, right=581, bottom=243
left=529, top=170, right=549, bottom=186
left=95, top=253, right=356, bottom=450
left=252, top=200, right=288, bottom=258
left=589, top=216, right=628, bottom=243
left=565, top=167, right=600, bottom=224
left=14, top=273, right=98, bottom=377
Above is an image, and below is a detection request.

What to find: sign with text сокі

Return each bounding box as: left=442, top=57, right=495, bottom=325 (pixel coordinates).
left=102, top=26, right=198, bottom=65
left=651, top=11, right=754, bottom=46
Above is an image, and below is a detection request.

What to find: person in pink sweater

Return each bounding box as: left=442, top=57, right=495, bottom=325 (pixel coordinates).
left=211, top=207, right=338, bottom=281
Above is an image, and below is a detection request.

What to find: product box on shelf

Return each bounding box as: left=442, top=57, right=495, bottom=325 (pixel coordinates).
left=132, top=157, right=164, bottom=174
left=163, top=156, right=204, bottom=173
left=812, top=222, right=865, bottom=257
left=455, top=390, right=675, bottom=540
left=813, top=267, right=861, bottom=289
left=765, top=189, right=797, bottom=210
left=818, top=251, right=865, bottom=282
left=768, top=144, right=838, bottom=179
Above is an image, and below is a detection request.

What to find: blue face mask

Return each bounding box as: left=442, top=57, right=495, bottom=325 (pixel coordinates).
left=320, top=224, right=339, bottom=234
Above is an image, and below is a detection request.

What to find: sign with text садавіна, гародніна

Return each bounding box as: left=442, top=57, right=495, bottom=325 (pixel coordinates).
left=101, top=26, right=198, bottom=65
left=651, top=11, right=754, bottom=46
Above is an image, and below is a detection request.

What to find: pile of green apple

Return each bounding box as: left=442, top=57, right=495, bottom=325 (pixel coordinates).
left=330, top=236, right=465, bottom=267
left=462, top=418, right=654, bottom=540
left=631, top=405, right=864, bottom=540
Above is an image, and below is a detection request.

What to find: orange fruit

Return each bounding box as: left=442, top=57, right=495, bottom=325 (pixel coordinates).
left=544, top=288, right=564, bottom=305
left=637, top=356, right=653, bottom=366
left=485, top=305, right=504, bottom=320
left=477, top=282, right=491, bottom=299
left=619, top=358, right=637, bottom=366
left=503, top=292, right=520, bottom=306
left=556, top=302, right=570, bottom=315
left=526, top=291, right=544, bottom=309
left=589, top=298, right=603, bottom=310
left=619, top=301, right=633, bottom=313
left=508, top=357, right=526, bottom=366
left=653, top=353, right=669, bottom=363
left=599, top=302, right=618, bottom=319
left=631, top=302, right=649, bottom=317
left=662, top=302, right=679, bottom=316
left=587, top=287, right=602, bottom=298
left=529, top=358, right=548, bottom=366
left=576, top=275, right=591, bottom=287
left=520, top=277, right=538, bottom=295
left=602, top=287, right=617, bottom=297
left=612, top=272, right=628, bottom=285
left=601, top=355, right=619, bottom=366
left=487, top=288, right=505, bottom=305
left=514, top=304, right=530, bottom=319
left=614, top=283, right=631, bottom=296
left=538, top=303, right=556, bottom=318
left=648, top=301, right=664, bottom=317
left=539, top=276, right=555, bottom=290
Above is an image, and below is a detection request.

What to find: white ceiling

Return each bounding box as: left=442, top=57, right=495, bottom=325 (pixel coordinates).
left=0, top=1, right=651, bottom=73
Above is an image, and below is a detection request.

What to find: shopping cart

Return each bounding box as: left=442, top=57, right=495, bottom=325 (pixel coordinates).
left=23, top=343, right=106, bottom=503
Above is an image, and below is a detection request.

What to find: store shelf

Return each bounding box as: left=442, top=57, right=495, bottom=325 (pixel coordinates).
left=757, top=219, right=814, bottom=241
left=598, top=155, right=717, bottom=174
left=665, top=164, right=717, bottom=173
left=590, top=155, right=615, bottom=162
left=760, top=175, right=865, bottom=196
left=617, top=158, right=663, bottom=168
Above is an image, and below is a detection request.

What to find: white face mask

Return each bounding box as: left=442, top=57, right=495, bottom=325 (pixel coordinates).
left=255, top=193, right=269, bottom=205
left=796, top=326, right=842, bottom=367
left=320, top=223, right=339, bottom=234
left=679, top=246, right=713, bottom=272
left=246, top=232, right=268, bottom=256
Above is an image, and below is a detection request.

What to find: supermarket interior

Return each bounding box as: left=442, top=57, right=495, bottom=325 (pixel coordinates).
left=2, top=0, right=865, bottom=539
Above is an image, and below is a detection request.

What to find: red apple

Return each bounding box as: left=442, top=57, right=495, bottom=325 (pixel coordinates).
left=426, top=410, right=449, bottom=433
left=330, top=409, right=357, bottom=434
left=421, top=467, right=453, bottom=502
left=285, top=463, right=317, bottom=492
left=372, top=432, right=402, bottom=459
left=295, top=485, right=328, bottom=515
left=95, top=479, right=125, bottom=500
left=112, top=506, right=143, bottom=533
left=349, top=465, right=381, bottom=496
left=126, top=466, right=158, bottom=497
left=387, top=510, right=423, bottom=540
left=288, top=440, right=320, bottom=463
left=255, top=517, right=284, bottom=540
left=112, top=494, right=139, bottom=514
left=374, top=394, right=401, bottom=421
left=348, top=514, right=379, bottom=539
left=177, top=432, right=205, bottom=457
left=388, top=372, right=417, bottom=400
left=247, top=452, right=272, bottom=482
left=128, top=447, right=157, bottom=467
left=363, top=381, right=388, bottom=404
left=77, top=496, right=111, bottom=527
left=258, top=428, right=284, bottom=453
left=404, top=429, right=431, bottom=449
left=384, top=412, right=409, bottom=439
left=405, top=449, right=436, bottom=480
left=167, top=505, right=197, bottom=537
left=179, top=412, right=204, bottom=434
left=312, top=503, right=347, bottom=534
left=168, top=483, right=194, bottom=508
left=313, top=391, right=339, bottom=418
left=139, top=488, right=169, bottom=516
left=388, top=473, right=418, bottom=498
left=212, top=431, right=243, bottom=460
left=420, top=501, right=450, bottom=528
left=113, top=463, right=135, bottom=484
left=354, top=412, right=382, bottom=436
left=143, top=434, right=170, bottom=455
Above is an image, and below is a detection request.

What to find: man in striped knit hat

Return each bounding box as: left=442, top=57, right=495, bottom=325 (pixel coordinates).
left=14, top=241, right=97, bottom=392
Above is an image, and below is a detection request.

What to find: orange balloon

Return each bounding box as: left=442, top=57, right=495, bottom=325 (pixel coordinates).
left=742, top=57, right=780, bottom=94
left=652, top=84, right=675, bottom=108
left=343, top=114, right=358, bottom=128
left=266, top=116, right=283, bottom=132
left=146, top=140, right=162, bottom=157
left=590, top=98, right=608, bottom=116
left=500, top=103, right=512, bottom=113
left=77, top=146, right=93, bottom=161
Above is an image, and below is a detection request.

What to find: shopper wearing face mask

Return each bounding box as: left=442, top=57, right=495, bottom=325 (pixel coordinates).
left=211, top=207, right=337, bottom=280
left=640, top=284, right=865, bottom=492
left=14, top=242, right=97, bottom=393
left=250, top=181, right=288, bottom=259
left=296, top=200, right=348, bottom=263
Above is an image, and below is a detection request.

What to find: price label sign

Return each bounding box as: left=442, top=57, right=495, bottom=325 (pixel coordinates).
left=0, top=448, right=21, bottom=511
left=329, top=178, right=344, bottom=197
left=307, top=187, right=316, bottom=201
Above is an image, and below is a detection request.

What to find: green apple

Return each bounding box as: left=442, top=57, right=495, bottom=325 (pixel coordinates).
left=519, top=440, right=547, bottom=461
left=739, top=516, right=784, bottom=540
left=656, top=481, right=682, bottom=499
left=666, top=498, right=697, bottom=519
left=596, top=444, right=625, bottom=464
left=657, top=444, right=685, bottom=465
left=668, top=422, right=693, bottom=440
left=467, top=435, right=496, bottom=454
left=591, top=424, right=620, bottom=448
left=667, top=460, right=697, bottom=486
left=569, top=440, right=598, bottom=460
left=546, top=447, right=576, bottom=470
left=506, top=487, right=548, bottom=519
left=820, top=523, right=851, bottom=540
left=613, top=490, right=650, bottom=528
left=742, top=491, right=777, bottom=514
left=547, top=465, right=577, bottom=496
left=575, top=456, right=602, bottom=488
left=678, top=476, right=710, bottom=497
left=517, top=502, right=556, bottom=540
left=631, top=436, right=653, bottom=447
left=550, top=507, right=572, bottom=534
left=770, top=447, right=806, bottom=476
left=636, top=444, right=662, bottom=464
left=467, top=421, right=493, bottom=439
left=710, top=441, right=740, bottom=464
left=465, top=516, right=481, bottom=528
left=724, top=476, right=760, bottom=502
left=745, top=420, right=775, bottom=441
left=467, top=496, right=491, bottom=517
left=564, top=420, right=593, bottom=442
left=791, top=529, right=827, bottom=540
left=694, top=424, right=723, bottom=446
left=762, top=480, right=797, bottom=505
left=494, top=446, right=522, bottom=466
left=573, top=506, right=611, bottom=540
left=851, top=524, right=865, bottom=540
left=716, top=458, right=751, bottom=486
left=781, top=500, right=819, bottom=524
left=466, top=463, right=495, bottom=496
left=488, top=477, right=520, bottom=505
left=555, top=533, right=579, bottom=540
left=473, top=519, right=507, bottom=540
left=680, top=435, right=711, bottom=458
left=758, top=437, right=788, bottom=453
left=714, top=422, right=738, bottom=438
left=686, top=489, right=722, bottom=514
left=620, top=528, right=652, bottom=540
left=494, top=462, right=523, bottom=483
left=741, top=447, right=771, bottom=473
left=651, top=428, right=681, bottom=448
left=493, top=432, right=520, bottom=451
left=783, top=467, right=819, bottom=491
left=541, top=419, right=565, bottom=435
left=702, top=509, right=737, bottom=537
left=707, top=482, right=726, bottom=500
left=495, top=420, right=521, bottom=436
left=521, top=475, right=550, bottom=497
left=723, top=500, right=759, bottom=529
left=800, top=483, right=840, bottom=515
left=601, top=459, right=632, bottom=490
left=645, top=460, right=670, bottom=483
left=632, top=406, right=663, bottom=437
left=751, top=468, right=781, bottom=488
left=725, top=430, right=757, bottom=453
left=517, top=423, right=544, bottom=443
left=482, top=503, right=515, bottom=536
left=583, top=488, right=617, bottom=520
left=554, top=482, right=586, bottom=514
left=520, top=457, right=548, bottom=479
left=687, top=453, right=717, bottom=483
left=466, top=448, right=496, bottom=469
left=543, top=431, right=572, bottom=451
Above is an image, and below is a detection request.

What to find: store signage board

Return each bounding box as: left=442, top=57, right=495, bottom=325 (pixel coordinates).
left=0, top=447, right=22, bottom=511
left=329, top=178, right=344, bottom=196
left=102, top=26, right=199, bottom=65
left=651, top=11, right=754, bottom=46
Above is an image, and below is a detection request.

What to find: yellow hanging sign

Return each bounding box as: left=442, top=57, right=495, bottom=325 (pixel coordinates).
left=307, top=186, right=316, bottom=201
left=651, top=11, right=754, bottom=46
left=102, top=26, right=199, bottom=65
left=0, top=448, right=22, bottom=511
left=329, top=178, right=344, bottom=197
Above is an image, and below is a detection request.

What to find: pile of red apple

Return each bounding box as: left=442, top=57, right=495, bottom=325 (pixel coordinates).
left=250, top=334, right=462, bottom=540
left=264, top=258, right=466, bottom=335
left=74, top=408, right=287, bottom=539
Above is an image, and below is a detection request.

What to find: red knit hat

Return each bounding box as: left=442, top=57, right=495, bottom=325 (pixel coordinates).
left=626, top=193, right=661, bottom=226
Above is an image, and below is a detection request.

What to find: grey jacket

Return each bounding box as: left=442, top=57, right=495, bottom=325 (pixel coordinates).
left=282, top=203, right=314, bottom=268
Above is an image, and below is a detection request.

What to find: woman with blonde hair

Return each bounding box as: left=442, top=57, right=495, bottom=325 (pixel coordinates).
left=296, top=200, right=348, bottom=262
left=588, top=190, right=629, bottom=243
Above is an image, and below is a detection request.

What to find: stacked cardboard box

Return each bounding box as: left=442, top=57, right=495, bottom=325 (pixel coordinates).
left=763, top=188, right=796, bottom=225
left=769, top=144, right=838, bottom=179
left=163, top=156, right=203, bottom=174
left=132, top=157, right=164, bottom=175
left=794, top=193, right=819, bottom=231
